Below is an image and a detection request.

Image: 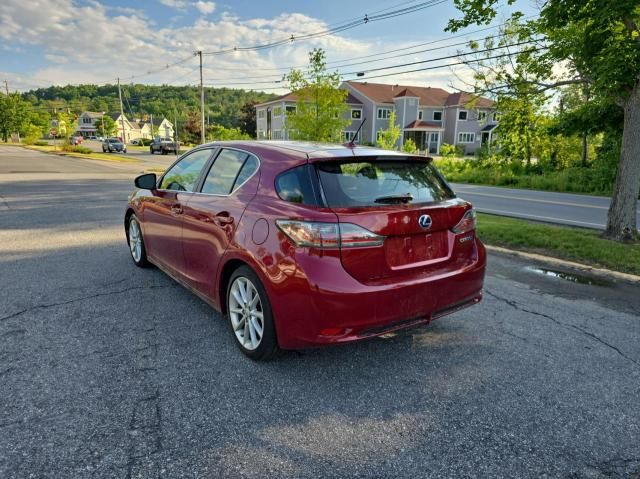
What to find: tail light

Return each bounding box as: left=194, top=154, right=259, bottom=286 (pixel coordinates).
left=451, top=208, right=477, bottom=234
left=276, top=220, right=385, bottom=249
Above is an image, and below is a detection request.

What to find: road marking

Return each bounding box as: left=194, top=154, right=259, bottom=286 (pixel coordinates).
left=478, top=208, right=606, bottom=229
left=456, top=190, right=609, bottom=210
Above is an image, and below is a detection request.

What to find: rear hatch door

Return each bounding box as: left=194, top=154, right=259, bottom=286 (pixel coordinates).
left=315, top=157, right=471, bottom=283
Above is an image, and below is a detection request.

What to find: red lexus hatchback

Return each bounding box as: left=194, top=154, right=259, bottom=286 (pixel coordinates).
left=125, top=141, right=486, bottom=359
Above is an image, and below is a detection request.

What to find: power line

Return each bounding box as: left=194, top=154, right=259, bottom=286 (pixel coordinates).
left=201, top=0, right=447, bottom=56
left=201, top=40, right=542, bottom=88
left=203, top=31, right=527, bottom=84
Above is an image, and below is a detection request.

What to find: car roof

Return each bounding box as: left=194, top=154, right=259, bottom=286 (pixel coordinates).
left=201, top=140, right=422, bottom=162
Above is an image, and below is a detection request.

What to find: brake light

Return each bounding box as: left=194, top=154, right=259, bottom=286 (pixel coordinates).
left=276, top=220, right=385, bottom=249
left=452, top=208, right=477, bottom=234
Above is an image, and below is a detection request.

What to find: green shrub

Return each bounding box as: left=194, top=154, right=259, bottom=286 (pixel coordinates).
left=34, top=140, right=49, bottom=146
left=61, top=144, right=93, bottom=154
left=440, top=143, right=464, bottom=159
left=139, top=138, right=152, bottom=146
left=402, top=138, right=418, bottom=154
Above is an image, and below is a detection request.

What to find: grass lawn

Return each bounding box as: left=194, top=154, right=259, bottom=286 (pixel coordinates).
left=477, top=213, right=640, bottom=276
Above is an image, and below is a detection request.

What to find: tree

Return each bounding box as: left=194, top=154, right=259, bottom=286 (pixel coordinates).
left=0, top=93, right=29, bottom=142
left=402, top=137, right=418, bottom=154
left=447, top=0, right=640, bottom=241
left=95, top=114, right=116, bottom=137
left=285, top=48, right=350, bottom=142
left=238, top=101, right=258, bottom=137
left=208, top=124, right=251, bottom=141
left=376, top=110, right=401, bottom=150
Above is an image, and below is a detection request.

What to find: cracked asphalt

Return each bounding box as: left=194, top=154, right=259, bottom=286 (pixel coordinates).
left=1, top=146, right=639, bottom=479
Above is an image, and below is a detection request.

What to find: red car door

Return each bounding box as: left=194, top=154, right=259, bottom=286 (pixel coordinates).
left=141, top=148, right=213, bottom=275
left=181, top=148, right=260, bottom=299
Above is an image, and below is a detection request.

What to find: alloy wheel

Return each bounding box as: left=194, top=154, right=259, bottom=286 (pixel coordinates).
left=128, top=218, right=142, bottom=262
left=229, top=277, right=264, bottom=351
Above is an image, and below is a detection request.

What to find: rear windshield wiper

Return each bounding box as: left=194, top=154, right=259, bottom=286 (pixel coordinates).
left=374, top=193, right=414, bottom=204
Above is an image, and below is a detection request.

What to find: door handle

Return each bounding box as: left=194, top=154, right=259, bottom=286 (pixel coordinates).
left=171, top=204, right=183, bottom=216
left=213, top=212, right=234, bottom=226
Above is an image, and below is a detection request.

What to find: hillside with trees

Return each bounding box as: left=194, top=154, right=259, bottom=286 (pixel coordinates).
left=19, top=84, right=276, bottom=138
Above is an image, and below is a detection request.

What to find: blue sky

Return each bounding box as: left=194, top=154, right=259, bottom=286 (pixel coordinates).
left=0, top=0, right=536, bottom=92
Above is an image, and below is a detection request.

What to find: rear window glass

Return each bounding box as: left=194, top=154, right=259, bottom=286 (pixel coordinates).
left=316, top=159, right=454, bottom=207
left=275, top=165, right=321, bottom=205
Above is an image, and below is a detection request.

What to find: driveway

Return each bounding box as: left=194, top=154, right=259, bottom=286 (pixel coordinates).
left=1, top=147, right=639, bottom=478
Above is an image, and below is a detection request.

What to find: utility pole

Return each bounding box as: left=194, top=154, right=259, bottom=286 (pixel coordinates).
left=117, top=77, right=126, bottom=144
left=174, top=110, right=179, bottom=156
left=150, top=113, right=154, bottom=139
left=3, top=80, right=8, bottom=95
left=197, top=50, right=205, bottom=145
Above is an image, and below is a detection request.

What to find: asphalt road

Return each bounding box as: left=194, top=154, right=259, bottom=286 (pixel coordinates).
left=451, top=183, right=640, bottom=230
left=77, top=140, right=639, bottom=231
left=1, top=147, right=640, bottom=478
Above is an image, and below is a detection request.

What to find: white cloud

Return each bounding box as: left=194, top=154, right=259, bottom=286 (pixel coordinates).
left=194, top=1, right=216, bottom=15
left=159, top=0, right=188, bottom=8
left=0, top=0, right=478, bottom=94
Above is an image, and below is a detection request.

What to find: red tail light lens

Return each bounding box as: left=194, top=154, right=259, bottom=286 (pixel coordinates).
left=451, top=209, right=477, bottom=234
left=276, top=220, right=384, bottom=249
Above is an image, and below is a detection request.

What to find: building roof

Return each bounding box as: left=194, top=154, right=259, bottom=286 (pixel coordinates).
left=346, top=81, right=495, bottom=108
left=404, top=120, right=445, bottom=130
left=445, top=91, right=495, bottom=108
left=255, top=91, right=362, bottom=108
left=80, top=111, right=103, bottom=118
left=394, top=88, right=420, bottom=98
left=480, top=123, right=499, bottom=132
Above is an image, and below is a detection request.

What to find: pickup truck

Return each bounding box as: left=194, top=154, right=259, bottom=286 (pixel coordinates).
left=149, top=137, right=178, bottom=155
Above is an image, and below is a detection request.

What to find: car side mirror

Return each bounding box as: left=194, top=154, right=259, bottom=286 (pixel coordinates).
left=134, top=173, right=157, bottom=190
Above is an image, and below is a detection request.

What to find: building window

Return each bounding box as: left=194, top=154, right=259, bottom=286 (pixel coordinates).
left=477, top=111, right=487, bottom=121
left=344, top=131, right=359, bottom=142
left=433, top=111, right=443, bottom=121
left=377, top=107, right=393, bottom=119
left=492, top=112, right=500, bottom=122
left=257, top=110, right=265, bottom=119
left=409, top=99, right=416, bottom=106
left=273, top=107, right=282, bottom=118
left=457, top=132, right=475, bottom=143
left=418, top=110, right=423, bottom=120
left=458, top=110, right=468, bottom=121
left=286, top=105, right=296, bottom=114
left=272, top=130, right=282, bottom=140
left=351, top=108, right=362, bottom=119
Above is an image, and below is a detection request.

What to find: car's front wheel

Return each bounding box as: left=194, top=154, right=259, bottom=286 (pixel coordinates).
left=227, top=266, right=279, bottom=360
left=127, top=214, right=149, bottom=267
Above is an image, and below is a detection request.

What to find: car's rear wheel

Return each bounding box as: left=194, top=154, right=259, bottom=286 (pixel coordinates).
left=227, top=266, right=279, bottom=360
left=127, top=214, right=149, bottom=267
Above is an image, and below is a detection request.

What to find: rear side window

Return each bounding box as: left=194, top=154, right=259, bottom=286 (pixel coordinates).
left=316, top=159, right=454, bottom=207
left=275, top=165, right=321, bottom=205
left=201, top=148, right=258, bottom=195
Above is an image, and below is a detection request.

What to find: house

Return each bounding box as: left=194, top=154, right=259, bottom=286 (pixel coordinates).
left=254, top=91, right=364, bottom=143
left=109, top=113, right=142, bottom=143
left=150, top=117, right=174, bottom=139
left=255, top=81, right=498, bottom=154
left=76, top=111, right=104, bottom=137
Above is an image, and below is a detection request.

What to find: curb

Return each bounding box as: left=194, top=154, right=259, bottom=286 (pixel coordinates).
left=485, top=245, right=640, bottom=284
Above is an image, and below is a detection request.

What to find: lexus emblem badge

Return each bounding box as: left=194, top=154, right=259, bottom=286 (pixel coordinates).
left=418, top=214, right=432, bottom=229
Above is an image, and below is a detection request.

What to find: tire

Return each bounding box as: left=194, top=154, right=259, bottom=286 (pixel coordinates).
left=161, top=149, right=167, bottom=155
left=150, top=147, right=154, bottom=155
left=126, top=214, right=149, bottom=267
left=227, top=266, right=279, bottom=360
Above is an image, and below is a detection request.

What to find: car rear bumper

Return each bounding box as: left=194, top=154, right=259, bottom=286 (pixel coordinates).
left=267, top=238, right=486, bottom=349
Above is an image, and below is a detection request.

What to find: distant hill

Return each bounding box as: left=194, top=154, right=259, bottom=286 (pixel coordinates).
left=22, top=84, right=277, bottom=130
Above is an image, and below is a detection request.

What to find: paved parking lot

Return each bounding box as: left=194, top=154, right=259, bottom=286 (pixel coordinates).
left=1, top=147, right=639, bottom=478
